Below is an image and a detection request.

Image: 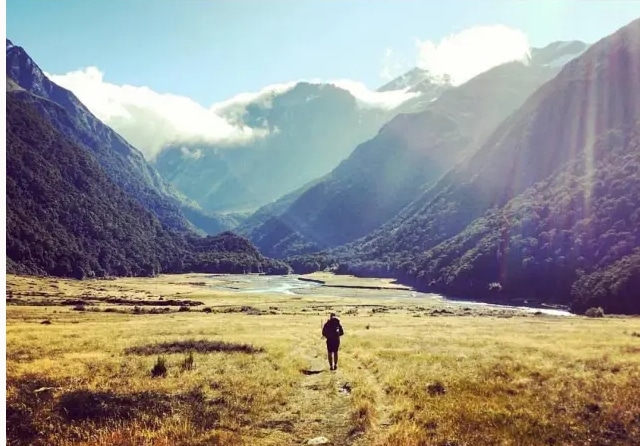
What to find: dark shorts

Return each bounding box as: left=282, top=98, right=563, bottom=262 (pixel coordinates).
left=326, top=338, right=340, bottom=353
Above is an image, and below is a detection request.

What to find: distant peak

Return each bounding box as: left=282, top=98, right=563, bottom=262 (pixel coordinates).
left=530, top=40, right=589, bottom=68
left=378, top=67, right=449, bottom=92
left=6, top=38, right=15, bottom=51
left=542, top=40, right=588, bottom=51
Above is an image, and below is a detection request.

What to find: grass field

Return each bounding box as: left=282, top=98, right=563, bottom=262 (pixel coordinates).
left=5, top=273, right=640, bottom=445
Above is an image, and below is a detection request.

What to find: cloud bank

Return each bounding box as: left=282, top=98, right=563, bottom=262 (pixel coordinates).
left=328, top=79, right=419, bottom=109
left=415, top=25, right=531, bottom=86
left=48, top=68, right=416, bottom=160
left=48, top=67, right=271, bottom=160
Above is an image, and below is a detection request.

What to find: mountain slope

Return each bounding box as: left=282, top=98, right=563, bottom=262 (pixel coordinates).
left=153, top=80, right=441, bottom=213
left=6, top=89, right=181, bottom=277
left=245, top=49, right=584, bottom=258
left=6, top=90, right=290, bottom=277
left=338, top=19, right=640, bottom=313
left=378, top=68, right=452, bottom=113
left=6, top=39, right=231, bottom=235
left=402, top=124, right=640, bottom=313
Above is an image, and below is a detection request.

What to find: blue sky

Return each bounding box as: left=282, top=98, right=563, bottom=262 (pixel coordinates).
left=7, top=0, right=640, bottom=105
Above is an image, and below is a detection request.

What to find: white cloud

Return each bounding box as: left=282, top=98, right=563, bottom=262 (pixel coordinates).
left=212, top=77, right=418, bottom=113
left=179, top=146, right=203, bottom=160
left=211, top=81, right=298, bottom=123
left=47, top=67, right=270, bottom=160
left=416, top=25, right=531, bottom=86
left=327, top=79, right=419, bottom=109
left=47, top=68, right=418, bottom=159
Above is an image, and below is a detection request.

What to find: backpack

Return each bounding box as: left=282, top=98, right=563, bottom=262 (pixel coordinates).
left=323, top=318, right=344, bottom=339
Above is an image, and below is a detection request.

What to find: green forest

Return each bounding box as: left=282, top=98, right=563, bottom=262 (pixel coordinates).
left=6, top=92, right=290, bottom=279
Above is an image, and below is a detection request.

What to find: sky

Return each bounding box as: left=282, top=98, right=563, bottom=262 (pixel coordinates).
left=6, top=0, right=640, bottom=159
left=7, top=0, right=640, bottom=103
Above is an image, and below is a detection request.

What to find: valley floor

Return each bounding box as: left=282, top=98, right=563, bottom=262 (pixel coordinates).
left=5, top=273, right=640, bottom=445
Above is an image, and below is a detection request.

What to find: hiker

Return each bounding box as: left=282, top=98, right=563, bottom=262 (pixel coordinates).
left=322, top=313, right=344, bottom=370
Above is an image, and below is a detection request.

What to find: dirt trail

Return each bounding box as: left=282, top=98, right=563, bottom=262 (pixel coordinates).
left=350, top=355, right=394, bottom=446
left=258, top=332, right=395, bottom=445
left=284, top=335, right=354, bottom=445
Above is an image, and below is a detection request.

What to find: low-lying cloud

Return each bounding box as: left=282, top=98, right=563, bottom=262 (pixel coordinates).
left=47, top=68, right=417, bottom=160
left=330, top=79, right=420, bottom=109
left=48, top=67, right=270, bottom=160
left=416, top=25, right=531, bottom=86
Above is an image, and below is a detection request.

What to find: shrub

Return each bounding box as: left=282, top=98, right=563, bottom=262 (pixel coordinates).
left=178, top=305, right=191, bottom=312
left=585, top=307, right=605, bottom=318
left=427, top=381, right=447, bottom=396
left=181, top=351, right=195, bottom=371
left=151, top=356, right=167, bottom=378
left=202, top=307, right=212, bottom=313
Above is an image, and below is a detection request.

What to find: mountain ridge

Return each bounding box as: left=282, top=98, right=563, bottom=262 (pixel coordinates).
left=6, top=39, right=233, bottom=235
left=6, top=87, right=291, bottom=278
left=319, top=19, right=640, bottom=314
left=152, top=80, right=435, bottom=213
left=243, top=41, right=588, bottom=259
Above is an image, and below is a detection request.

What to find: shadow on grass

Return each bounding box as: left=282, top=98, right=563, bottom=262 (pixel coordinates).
left=7, top=375, right=224, bottom=445
left=58, top=389, right=173, bottom=421
left=125, top=339, right=264, bottom=355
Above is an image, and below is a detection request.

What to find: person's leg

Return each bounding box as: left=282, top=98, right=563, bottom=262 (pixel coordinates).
left=333, top=350, right=339, bottom=369
left=327, top=349, right=333, bottom=369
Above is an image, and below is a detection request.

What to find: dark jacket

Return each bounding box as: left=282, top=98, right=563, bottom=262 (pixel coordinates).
left=322, top=318, right=344, bottom=340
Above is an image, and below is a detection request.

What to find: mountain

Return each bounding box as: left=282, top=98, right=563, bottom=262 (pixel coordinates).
left=379, top=67, right=453, bottom=113
left=6, top=88, right=291, bottom=277
left=530, top=40, right=589, bottom=67
left=237, top=177, right=322, bottom=237
left=5, top=39, right=232, bottom=235
left=333, top=19, right=640, bottom=314
left=378, top=67, right=437, bottom=92
left=243, top=41, right=587, bottom=259
left=152, top=80, right=442, bottom=214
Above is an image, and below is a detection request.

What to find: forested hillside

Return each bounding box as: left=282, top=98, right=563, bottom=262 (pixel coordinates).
left=6, top=39, right=231, bottom=235
left=6, top=91, right=290, bottom=278
left=319, top=18, right=640, bottom=314
left=402, top=126, right=640, bottom=314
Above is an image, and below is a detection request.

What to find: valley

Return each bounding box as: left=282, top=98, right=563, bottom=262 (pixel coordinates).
left=6, top=5, right=640, bottom=445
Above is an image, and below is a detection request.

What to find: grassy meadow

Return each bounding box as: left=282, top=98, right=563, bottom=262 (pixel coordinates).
left=5, top=273, right=640, bottom=445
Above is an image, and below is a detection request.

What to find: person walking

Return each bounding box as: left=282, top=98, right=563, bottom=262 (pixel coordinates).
left=322, top=313, right=344, bottom=370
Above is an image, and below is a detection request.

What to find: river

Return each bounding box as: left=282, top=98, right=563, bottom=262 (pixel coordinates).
left=208, top=274, right=574, bottom=316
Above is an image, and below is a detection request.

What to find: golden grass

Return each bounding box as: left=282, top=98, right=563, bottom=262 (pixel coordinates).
left=6, top=273, right=640, bottom=445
